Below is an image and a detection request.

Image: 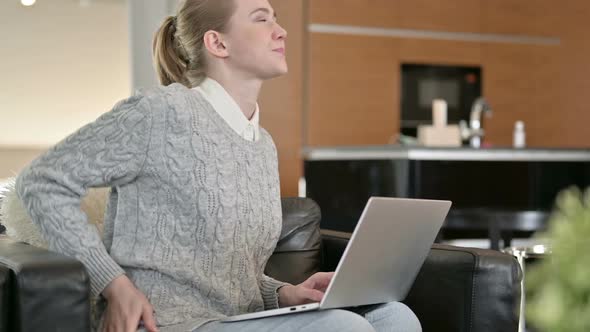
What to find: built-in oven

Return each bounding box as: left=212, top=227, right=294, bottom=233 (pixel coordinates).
left=400, top=63, right=482, bottom=136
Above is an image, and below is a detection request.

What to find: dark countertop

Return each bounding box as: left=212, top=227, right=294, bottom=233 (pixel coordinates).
left=303, top=145, right=590, bottom=161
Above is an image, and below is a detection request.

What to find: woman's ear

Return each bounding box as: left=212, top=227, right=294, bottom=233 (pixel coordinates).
left=203, top=30, right=229, bottom=58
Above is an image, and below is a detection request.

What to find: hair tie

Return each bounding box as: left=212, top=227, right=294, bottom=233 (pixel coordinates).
left=171, top=16, right=178, bottom=28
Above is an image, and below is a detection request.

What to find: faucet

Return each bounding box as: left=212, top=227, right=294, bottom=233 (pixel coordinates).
left=459, top=97, right=493, bottom=148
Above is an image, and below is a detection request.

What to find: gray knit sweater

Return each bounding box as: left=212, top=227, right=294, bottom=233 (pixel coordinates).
left=16, top=83, right=288, bottom=331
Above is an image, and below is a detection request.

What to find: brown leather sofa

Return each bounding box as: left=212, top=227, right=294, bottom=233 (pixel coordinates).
left=0, top=197, right=522, bottom=332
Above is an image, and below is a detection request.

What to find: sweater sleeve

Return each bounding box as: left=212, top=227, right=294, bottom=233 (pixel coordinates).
left=15, top=94, right=153, bottom=297
left=259, top=273, right=290, bottom=309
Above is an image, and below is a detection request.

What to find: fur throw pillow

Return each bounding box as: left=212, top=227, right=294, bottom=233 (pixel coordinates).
left=0, top=178, right=109, bottom=247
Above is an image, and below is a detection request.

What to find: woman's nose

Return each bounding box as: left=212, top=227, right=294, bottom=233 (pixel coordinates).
left=273, top=23, right=287, bottom=40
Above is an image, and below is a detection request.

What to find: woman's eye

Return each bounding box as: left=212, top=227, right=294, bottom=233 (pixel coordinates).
left=256, top=18, right=267, bottom=22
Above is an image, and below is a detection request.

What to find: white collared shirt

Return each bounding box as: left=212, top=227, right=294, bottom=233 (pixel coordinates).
left=193, top=77, right=260, bottom=142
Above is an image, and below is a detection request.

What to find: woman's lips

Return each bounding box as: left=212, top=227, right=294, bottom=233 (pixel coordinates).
left=273, top=48, right=285, bottom=55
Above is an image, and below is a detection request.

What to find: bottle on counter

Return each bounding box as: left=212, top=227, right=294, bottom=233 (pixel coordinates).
left=513, top=120, right=526, bottom=148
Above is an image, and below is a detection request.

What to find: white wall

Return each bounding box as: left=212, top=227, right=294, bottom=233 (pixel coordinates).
left=128, top=0, right=179, bottom=90
left=0, top=0, right=131, bottom=147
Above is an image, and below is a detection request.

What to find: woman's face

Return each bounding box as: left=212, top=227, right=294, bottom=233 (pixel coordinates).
left=222, top=0, right=288, bottom=80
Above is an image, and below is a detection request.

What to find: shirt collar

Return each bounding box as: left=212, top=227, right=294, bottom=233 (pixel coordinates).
left=193, top=77, right=260, bottom=141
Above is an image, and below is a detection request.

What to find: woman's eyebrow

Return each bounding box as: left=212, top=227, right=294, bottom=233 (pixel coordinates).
left=249, top=7, right=277, bottom=19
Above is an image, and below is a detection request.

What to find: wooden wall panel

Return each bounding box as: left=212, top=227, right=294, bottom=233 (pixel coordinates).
left=395, top=0, right=482, bottom=32
left=306, top=0, right=590, bottom=149
left=307, top=34, right=399, bottom=146
left=553, top=2, right=590, bottom=147
left=395, top=38, right=482, bottom=66
left=311, top=0, right=561, bottom=37
left=259, top=0, right=304, bottom=197
left=310, top=0, right=482, bottom=33
left=261, top=0, right=590, bottom=193
left=482, top=43, right=562, bottom=147
left=481, top=0, right=561, bottom=37
left=310, top=0, right=398, bottom=28
left=307, top=34, right=482, bottom=146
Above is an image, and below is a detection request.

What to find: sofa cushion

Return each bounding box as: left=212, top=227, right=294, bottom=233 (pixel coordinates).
left=265, top=197, right=322, bottom=285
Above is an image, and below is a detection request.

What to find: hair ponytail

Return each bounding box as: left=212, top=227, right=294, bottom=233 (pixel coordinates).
left=152, top=0, right=236, bottom=88
left=153, top=16, right=191, bottom=87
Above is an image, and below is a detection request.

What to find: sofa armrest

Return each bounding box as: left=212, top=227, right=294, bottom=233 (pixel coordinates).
left=405, top=244, right=521, bottom=332
left=0, top=265, right=9, bottom=332
left=0, top=237, right=91, bottom=332
left=320, top=232, right=522, bottom=332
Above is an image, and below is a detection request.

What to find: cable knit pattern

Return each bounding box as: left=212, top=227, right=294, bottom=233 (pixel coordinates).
left=15, top=83, right=287, bottom=331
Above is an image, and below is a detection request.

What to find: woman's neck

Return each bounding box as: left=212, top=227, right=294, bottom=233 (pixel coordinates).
left=207, top=73, right=261, bottom=120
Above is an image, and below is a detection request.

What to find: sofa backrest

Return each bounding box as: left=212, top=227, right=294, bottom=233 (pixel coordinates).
left=1, top=177, right=324, bottom=286
left=265, top=197, right=322, bottom=285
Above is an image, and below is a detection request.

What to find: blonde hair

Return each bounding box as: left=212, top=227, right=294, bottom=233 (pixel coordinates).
left=152, top=0, right=236, bottom=87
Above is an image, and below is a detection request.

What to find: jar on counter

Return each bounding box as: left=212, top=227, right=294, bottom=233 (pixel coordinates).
left=513, top=121, right=526, bottom=148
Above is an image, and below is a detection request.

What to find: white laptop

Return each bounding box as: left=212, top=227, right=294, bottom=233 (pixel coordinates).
left=221, top=197, right=452, bottom=322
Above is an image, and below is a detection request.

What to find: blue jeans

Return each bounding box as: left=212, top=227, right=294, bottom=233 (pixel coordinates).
left=193, top=302, right=422, bottom=332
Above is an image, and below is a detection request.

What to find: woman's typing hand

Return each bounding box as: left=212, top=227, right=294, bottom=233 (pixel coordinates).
left=278, top=272, right=335, bottom=307
left=102, top=275, right=159, bottom=332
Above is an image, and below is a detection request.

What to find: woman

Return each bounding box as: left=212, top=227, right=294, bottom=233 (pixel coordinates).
left=16, top=0, right=421, bottom=331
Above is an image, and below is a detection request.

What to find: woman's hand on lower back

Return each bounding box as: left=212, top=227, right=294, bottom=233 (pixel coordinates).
left=102, top=275, right=159, bottom=332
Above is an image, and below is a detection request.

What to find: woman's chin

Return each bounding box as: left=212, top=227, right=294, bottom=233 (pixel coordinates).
left=277, top=66, right=289, bottom=76
left=277, top=62, right=289, bottom=75
left=262, top=66, right=289, bottom=80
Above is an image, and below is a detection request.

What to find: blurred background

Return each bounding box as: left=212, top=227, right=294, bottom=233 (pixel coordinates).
left=1, top=0, right=589, bottom=198
left=2, top=4, right=588, bottom=329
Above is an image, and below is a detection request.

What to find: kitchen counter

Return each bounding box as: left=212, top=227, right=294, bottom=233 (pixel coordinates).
left=303, top=145, right=590, bottom=162
left=303, top=145, right=590, bottom=232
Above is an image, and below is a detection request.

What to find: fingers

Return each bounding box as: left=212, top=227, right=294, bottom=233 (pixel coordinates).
left=321, top=271, right=336, bottom=277
left=306, top=272, right=334, bottom=290
left=125, top=314, right=141, bottom=332
left=141, top=304, right=159, bottom=332
left=101, top=279, right=158, bottom=332
left=302, top=288, right=325, bottom=302
left=312, top=272, right=335, bottom=281
left=105, top=312, right=141, bottom=332
left=317, top=284, right=329, bottom=292
left=106, top=301, right=150, bottom=332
